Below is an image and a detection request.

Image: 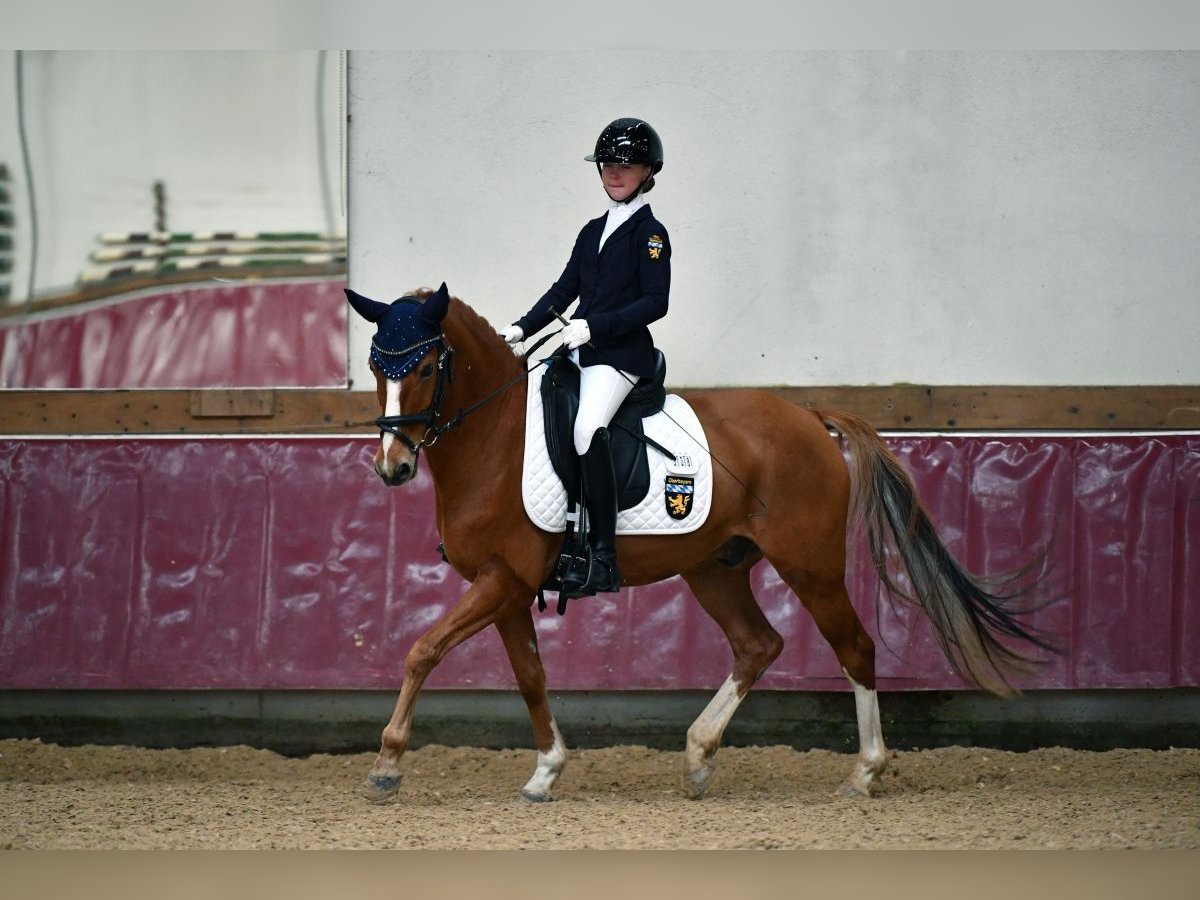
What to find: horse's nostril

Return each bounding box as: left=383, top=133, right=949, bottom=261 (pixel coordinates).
left=377, top=461, right=413, bottom=486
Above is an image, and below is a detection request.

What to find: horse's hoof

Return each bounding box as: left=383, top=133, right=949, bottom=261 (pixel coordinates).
left=362, top=772, right=403, bottom=803
left=836, top=780, right=870, bottom=799
left=683, top=765, right=714, bottom=800
left=520, top=788, right=554, bottom=803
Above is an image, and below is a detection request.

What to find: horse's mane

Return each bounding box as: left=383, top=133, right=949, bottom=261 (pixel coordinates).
left=408, top=286, right=516, bottom=366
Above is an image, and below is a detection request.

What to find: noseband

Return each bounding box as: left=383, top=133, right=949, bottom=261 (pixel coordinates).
left=373, top=335, right=456, bottom=456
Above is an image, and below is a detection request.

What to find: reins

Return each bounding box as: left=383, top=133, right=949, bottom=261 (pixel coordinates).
left=199, top=323, right=560, bottom=438
left=371, top=327, right=562, bottom=454
left=432, top=329, right=562, bottom=436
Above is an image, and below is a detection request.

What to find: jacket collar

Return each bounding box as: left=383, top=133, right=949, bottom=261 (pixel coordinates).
left=595, top=203, right=652, bottom=250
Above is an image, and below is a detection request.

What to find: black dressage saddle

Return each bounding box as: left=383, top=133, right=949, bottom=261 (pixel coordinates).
left=539, top=348, right=670, bottom=512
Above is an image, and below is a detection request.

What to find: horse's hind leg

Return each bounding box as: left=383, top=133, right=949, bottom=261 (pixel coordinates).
left=772, top=563, right=888, bottom=797
left=494, top=607, right=567, bottom=803
left=680, top=557, right=784, bottom=799
left=842, top=659, right=887, bottom=798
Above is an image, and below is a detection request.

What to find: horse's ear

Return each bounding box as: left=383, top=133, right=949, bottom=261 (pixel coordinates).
left=345, top=288, right=390, bottom=323
left=420, top=282, right=450, bottom=325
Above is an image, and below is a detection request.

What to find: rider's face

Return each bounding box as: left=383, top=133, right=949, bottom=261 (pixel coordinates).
left=601, top=163, right=651, bottom=202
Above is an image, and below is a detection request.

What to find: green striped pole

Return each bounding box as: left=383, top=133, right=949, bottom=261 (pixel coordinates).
left=99, top=231, right=344, bottom=245
left=79, top=252, right=346, bottom=284
left=90, top=241, right=345, bottom=262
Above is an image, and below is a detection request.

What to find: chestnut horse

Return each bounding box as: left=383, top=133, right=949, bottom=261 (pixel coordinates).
left=348, top=284, right=1052, bottom=803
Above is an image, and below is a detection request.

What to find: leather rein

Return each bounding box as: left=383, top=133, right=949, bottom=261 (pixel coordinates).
left=373, top=329, right=560, bottom=456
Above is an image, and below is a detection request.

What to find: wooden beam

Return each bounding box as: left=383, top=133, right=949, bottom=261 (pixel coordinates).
left=189, top=390, right=276, bottom=418
left=1, top=390, right=381, bottom=436
left=1, top=386, right=1197, bottom=435
left=764, top=385, right=1200, bottom=430
left=927, top=386, right=1200, bottom=430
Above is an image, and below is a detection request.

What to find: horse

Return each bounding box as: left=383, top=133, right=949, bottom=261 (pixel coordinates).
left=346, top=283, right=1054, bottom=803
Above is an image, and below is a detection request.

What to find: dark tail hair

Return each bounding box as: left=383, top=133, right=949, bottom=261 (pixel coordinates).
left=819, top=410, right=1059, bottom=697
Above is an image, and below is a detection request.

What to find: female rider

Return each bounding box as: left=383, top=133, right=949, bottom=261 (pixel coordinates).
left=500, top=117, right=671, bottom=598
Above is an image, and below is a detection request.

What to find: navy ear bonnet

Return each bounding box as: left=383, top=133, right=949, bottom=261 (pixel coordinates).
left=345, top=283, right=450, bottom=379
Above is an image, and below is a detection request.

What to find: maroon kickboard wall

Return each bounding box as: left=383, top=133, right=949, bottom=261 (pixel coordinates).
left=2, top=434, right=1197, bottom=692
left=0, top=280, right=347, bottom=389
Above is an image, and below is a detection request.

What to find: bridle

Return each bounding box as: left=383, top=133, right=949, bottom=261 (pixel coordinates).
left=372, top=334, right=456, bottom=455
left=372, top=327, right=560, bottom=460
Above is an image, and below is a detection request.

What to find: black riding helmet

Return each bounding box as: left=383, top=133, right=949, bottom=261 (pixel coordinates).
left=585, top=117, right=664, bottom=174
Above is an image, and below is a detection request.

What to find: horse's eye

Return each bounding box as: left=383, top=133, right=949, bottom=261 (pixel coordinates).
left=419, top=363, right=435, bottom=380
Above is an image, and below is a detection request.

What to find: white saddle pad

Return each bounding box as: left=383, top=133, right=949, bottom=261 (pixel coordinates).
left=522, top=362, right=713, bottom=535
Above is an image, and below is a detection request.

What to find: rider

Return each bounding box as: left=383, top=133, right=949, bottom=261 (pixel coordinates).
left=500, top=117, right=671, bottom=597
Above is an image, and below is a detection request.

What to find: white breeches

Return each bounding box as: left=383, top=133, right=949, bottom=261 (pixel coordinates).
left=571, top=349, right=636, bottom=455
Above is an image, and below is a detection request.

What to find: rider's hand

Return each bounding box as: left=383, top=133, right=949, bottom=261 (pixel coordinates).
left=561, top=319, right=591, bottom=350
left=500, top=325, right=524, bottom=353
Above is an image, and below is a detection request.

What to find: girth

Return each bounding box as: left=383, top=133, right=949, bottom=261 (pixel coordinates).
left=540, top=349, right=670, bottom=511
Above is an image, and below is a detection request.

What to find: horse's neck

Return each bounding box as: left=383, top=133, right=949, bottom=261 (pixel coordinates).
left=443, top=306, right=525, bottom=412
left=424, top=309, right=525, bottom=494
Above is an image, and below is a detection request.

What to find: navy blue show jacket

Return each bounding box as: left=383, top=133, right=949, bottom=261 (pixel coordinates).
left=515, top=204, right=670, bottom=379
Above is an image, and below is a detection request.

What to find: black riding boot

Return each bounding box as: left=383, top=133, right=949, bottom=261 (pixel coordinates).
left=561, top=427, right=622, bottom=597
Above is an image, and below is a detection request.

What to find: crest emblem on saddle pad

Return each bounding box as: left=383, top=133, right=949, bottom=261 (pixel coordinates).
left=647, top=235, right=664, bottom=260
left=665, top=475, right=695, bottom=520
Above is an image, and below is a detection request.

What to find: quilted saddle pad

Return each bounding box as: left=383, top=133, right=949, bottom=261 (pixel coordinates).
left=521, top=362, right=713, bottom=535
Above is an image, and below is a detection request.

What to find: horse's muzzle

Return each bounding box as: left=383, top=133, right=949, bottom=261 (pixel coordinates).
left=375, top=458, right=415, bottom=486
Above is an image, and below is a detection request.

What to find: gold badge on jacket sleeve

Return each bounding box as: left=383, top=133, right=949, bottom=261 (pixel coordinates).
left=647, top=235, right=664, bottom=260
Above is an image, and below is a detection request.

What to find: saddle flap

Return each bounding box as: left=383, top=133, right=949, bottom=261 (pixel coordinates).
left=539, top=353, right=653, bottom=511
left=540, top=355, right=581, bottom=496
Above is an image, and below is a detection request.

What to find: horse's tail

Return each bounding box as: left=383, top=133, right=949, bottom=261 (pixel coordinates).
left=818, top=409, right=1058, bottom=697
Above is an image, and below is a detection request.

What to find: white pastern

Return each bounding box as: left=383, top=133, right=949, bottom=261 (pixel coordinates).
left=842, top=668, right=888, bottom=795
left=382, top=378, right=402, bottom=457
left=522, top=719, right=566, bottom=800
left=686, top=674, right=744, bottom=771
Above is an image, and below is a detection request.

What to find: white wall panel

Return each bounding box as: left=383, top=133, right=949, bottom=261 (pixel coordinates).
left=348, top=51, right=1199, bottom=387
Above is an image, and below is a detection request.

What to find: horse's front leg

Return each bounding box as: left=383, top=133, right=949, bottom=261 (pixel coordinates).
left=363, top=562, right=528, bottom=803
left=494, top=607, right=567, bottom=802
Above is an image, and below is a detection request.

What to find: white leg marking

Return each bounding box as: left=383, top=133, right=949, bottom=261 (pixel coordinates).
left=687, top=675, right=745, bottom=766
left=381, top=379, right=402, bottom=458
left=841, top=668, right=888, bottom=797
left=521, top=719, right=566, bottom=802
left=683, top=674, right=746, bottom=797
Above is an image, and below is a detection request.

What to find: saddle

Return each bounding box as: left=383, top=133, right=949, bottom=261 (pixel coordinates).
left=540, top=348, right=670, bottom=512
